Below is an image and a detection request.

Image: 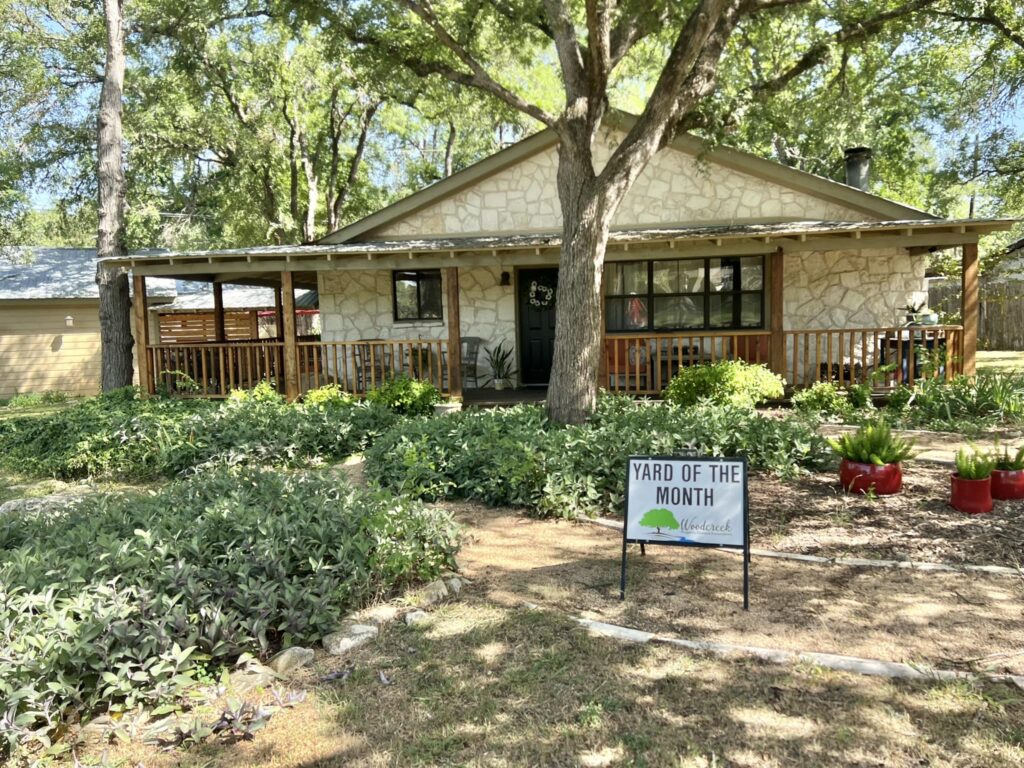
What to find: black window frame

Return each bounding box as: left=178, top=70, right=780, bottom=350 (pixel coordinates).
left=605, top=256, right=765, bottom=333
left=392, top=269, right=443, bottom=322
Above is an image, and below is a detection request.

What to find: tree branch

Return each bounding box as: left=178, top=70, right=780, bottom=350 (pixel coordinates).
left=929, top=7, right=1024, bottom=52
left=541, top=0, right=587, bottom=101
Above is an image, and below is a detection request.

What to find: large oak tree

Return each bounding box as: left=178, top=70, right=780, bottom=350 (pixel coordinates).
left=296, top=0, right=947, bottom=423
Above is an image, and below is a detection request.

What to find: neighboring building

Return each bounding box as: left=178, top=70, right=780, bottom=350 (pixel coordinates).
left=154, top=286, right=319, bottom=343
left=0, top=248, right=176, bottom=398
left=101, top=113, right=1014, bottom=400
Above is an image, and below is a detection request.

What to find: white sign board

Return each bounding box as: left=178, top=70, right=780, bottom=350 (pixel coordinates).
left=625, top=456, right=746, bottom=547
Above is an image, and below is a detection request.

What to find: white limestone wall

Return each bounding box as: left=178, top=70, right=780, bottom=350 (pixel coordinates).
left=318, top=266, right=516, bottom=385
left=372, top=129, right=868, bottom=238
left=785, top=248, right=928, bottom=329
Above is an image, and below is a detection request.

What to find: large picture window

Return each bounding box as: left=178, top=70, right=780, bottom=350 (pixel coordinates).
left=605, top=256, right=764, bottom=332
left=393, top=270, right=443, bottom=321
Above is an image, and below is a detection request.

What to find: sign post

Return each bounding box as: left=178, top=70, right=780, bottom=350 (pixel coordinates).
left=620, top=455, right=750, bottom=609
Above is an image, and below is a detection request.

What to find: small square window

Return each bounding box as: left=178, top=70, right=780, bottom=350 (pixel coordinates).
left=393, top=270, right=443, bottom=321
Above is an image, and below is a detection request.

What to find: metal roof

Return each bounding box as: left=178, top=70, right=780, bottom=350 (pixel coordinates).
left=99, top=219, right=1017, bottom=270
left=0, top=247, right=177, bottom=300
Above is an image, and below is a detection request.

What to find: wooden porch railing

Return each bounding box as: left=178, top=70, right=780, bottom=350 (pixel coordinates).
left=784, top=325, right=963, bottom=390
left=604, top=330, right=772, bottom=395
left=295, top=339, right=450, bottom=396
left=603, top=325, right=964, bottom=396
left=148, top=338, right=450, bottom=398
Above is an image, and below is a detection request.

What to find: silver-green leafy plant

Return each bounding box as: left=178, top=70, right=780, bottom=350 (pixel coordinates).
left=955, top=445, right=996, bottom=479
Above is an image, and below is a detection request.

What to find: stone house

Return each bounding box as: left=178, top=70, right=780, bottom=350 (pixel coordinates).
left=103, top=113, right=1012, bottom=400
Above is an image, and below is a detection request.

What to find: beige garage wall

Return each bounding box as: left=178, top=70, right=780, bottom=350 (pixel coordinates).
left=0, top=300, right=146, bottom=398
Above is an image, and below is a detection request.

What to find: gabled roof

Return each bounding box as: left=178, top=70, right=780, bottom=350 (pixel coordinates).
left=155, top=286, right=318, bottom=312
left=0, top=247, right=177, bottom=300
left=321, top=110, right=932, bottom=244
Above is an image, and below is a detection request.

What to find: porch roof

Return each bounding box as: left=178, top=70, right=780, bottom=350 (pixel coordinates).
left=104, top=217, right=1015, bottom=280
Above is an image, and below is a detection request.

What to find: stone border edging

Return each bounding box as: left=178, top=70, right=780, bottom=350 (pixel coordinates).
left=582, top=517, right=1021, bottom=576
left=569, top=615, right=1024, bottom=690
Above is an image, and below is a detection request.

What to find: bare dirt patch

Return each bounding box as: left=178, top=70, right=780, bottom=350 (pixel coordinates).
left=447, top=504, right=1024, bottom=678
left=750, top=466, right=1024, bottom=568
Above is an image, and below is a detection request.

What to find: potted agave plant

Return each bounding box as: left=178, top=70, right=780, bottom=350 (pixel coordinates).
left=951, top=445, right=995, bottom=514
left=484, top=341, right=517, bottom=391
left=827, top=422, right=915, bottom=495
left=992, top=446, right=1024, bottom=501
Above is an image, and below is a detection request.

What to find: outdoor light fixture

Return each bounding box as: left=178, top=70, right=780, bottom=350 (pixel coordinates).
left=64, top=315, right=74, bottom=328
left=500, top=271, right=511, bottom=287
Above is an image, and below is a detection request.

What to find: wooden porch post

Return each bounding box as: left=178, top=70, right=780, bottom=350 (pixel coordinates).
left=274, top=286, right=284, bottom=338
left=768, top=247, right=786, bottom=379
left=212, top=282, right=225, bottom=342
left=132, top=273, right=152, bottom=395
left=961, top=242, right=979, bottom=376
left=445, top=267, right=462, bottom=397
left=281, top=272, right=299, bottom=400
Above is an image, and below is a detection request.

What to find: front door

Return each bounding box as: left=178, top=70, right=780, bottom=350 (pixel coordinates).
left=517, top=268, right=558, bottom=386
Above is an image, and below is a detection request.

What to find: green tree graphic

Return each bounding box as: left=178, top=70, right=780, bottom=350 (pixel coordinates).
left=638, top=508, right=679, bottom=535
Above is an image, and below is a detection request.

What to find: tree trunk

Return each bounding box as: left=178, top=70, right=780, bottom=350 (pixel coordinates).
left=95, top=0, right=133, bottom=392
left=546, top=130, right=623, bottom=424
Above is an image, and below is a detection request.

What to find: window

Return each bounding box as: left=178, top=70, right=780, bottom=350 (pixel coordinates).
left=393, top=270, right=443, bottom=321
left=605, top=256, right=764, bottom=332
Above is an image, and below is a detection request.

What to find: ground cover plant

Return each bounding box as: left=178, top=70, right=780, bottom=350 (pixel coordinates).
left=0, top=383, right=400, bottom=480
left=365, top=394, right=831, bottom=519
left=0, top=466, right=459, bottom=755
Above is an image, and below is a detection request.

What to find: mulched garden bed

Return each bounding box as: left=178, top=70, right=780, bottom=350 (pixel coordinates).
left=750, top=465, right=1024, bottom=568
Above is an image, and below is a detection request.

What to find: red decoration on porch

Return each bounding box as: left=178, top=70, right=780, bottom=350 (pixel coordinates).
left=950, top=474, right=993, bottom=514
left=838, top=459, right=903, bottom=495
left=990, top=469, right=1024, bottom=501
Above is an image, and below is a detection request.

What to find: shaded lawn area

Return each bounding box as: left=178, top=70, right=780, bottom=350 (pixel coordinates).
left=99, top=601, right=1024, bottom=768
left=978, top=350, right=1024, bottom=373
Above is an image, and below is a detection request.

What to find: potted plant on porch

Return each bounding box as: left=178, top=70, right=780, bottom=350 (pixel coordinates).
left=902, top=300, right=939, bottom=326
left=951, top=445, right=995, bottom=514
left=827, top=422, right=915, bottom=495
left=992, top=446, right=1024, bottom=500
left=484, top=341, right=517, bottom=391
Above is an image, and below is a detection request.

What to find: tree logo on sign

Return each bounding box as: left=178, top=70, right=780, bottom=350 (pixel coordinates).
left=638, top=507, right=679, bottom=535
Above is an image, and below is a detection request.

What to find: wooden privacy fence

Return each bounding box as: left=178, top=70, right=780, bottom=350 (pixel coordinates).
left=148, top=338, right=450, bottom=398
left=604, top=326, right=963, bottom=396
left=929, top=279, right=1024, bottom=351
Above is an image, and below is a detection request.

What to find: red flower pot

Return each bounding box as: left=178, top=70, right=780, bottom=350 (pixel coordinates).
left=839, top=459, right=902, bottom=495
left=991, top=469, right=1024, bottom=500
left=950, top=474, right=993, bottom=514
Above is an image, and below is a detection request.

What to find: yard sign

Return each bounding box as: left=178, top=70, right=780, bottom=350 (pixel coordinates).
left=621, top=455, right=750, bottom=609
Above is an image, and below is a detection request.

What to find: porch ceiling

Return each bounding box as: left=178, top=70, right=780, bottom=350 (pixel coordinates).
left=105, top=218, right=1015, bottom=279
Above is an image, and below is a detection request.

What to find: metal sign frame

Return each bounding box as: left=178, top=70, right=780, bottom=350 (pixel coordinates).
left=620, top=454, right=750, bottom=610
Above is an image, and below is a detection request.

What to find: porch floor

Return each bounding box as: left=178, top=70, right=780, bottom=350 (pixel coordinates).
left=463, top=387, right=548, bottom=408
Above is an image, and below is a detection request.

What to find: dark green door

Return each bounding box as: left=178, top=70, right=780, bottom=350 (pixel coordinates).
left=517, top=268, right=558, bottom=386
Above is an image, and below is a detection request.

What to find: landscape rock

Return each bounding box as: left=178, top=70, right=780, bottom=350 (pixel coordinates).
left=446, top=577, right=463, bottom=597
left=323, top=624, right=378, bottom=656
left=404, top=610, right=429, bottom=626
left=419, top=579, right=449, bottom=606
left=227, top=661, right=279, bottom=694
left=356, top=604, right=402, bottom=626
left=0, top=492, right=86, bottom=520
left=268, top=646, right=314, bottom=674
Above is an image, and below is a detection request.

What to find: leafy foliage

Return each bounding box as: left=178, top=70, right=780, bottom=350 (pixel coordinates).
left=827, top=422, right=916, bottom=466
left=365, top=395, right=830, bottom=519
left=994, top=445, right=1024, bottom=471
left=0, top=386, right=399, bottom=480
left=663, top=361, right=785, bottom=409
left=955, top=445, right=996, bottom=480
left=366, top=376, right=442, bottom=416
left=0, top=467, right=459, bottom=753
left=792, top=382, right=854, bottom=420
left=900, top=373, right=1024, bottom=432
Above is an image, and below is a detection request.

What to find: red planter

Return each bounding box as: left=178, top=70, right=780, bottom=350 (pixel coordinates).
left=991, top=469, right=1024, bottom=500
left=839, top=459, right=903, bottom=495
left=950, top=474, right=993, bottom=514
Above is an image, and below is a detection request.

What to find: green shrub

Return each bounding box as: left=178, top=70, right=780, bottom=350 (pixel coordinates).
left=0, top=467, right=459, bottom=752
left=791, top=382, right=853, bottom=420
left=846, top=383, right=874, bottom=411
left=885, top=384, right=913, bottom=414
left=955, top=445, right=995, bottom=479
left=365, top=395, right=830, bottom=519
left=366, top=376, right=442, bottom=416
left=902, top=373, right=1024, bottom=432
left=663, top=360, right=785, bottom=409
left=827, top=422, right=916, bottom=465
left=0, top=387, right=399, bottom=480
left=4, top=391, right=72, bottom=409
left=303, top=383, right=357, bottom=407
